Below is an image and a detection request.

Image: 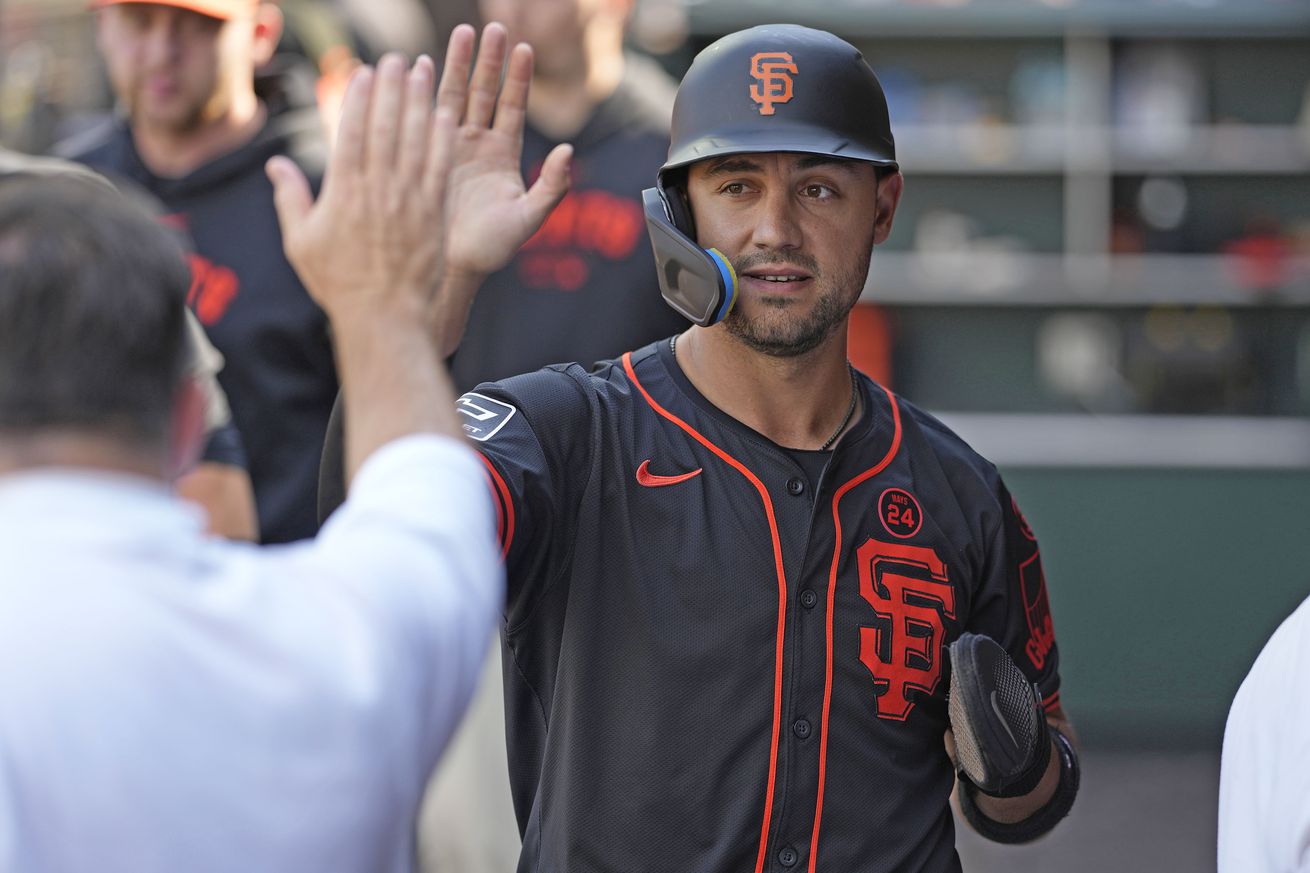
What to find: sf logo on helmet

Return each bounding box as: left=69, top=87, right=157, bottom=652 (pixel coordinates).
left=749, top=52, right=798, bottom=116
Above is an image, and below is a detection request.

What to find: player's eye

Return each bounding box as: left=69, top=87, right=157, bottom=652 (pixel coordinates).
left=802, top=184, right=836, bottom=200
left=719, top=182, right=748, bottom=196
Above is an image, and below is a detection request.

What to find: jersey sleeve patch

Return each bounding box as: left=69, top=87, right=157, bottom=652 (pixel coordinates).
left=457, top=392, right=518, bottom=442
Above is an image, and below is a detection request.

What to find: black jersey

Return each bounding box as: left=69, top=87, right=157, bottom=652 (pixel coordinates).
left=467, top=340, right=1061, bottom=873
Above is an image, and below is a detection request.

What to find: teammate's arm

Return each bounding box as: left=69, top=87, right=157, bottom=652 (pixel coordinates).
left=425, top=23, right=572, bottom=357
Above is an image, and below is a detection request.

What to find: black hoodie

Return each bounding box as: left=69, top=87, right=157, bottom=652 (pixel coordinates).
left=447, top=53, right=690, bottom=393
left=62, top=70, right=336, bottom=544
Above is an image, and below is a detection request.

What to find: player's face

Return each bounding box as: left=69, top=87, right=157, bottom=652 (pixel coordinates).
left=686, top=152, right=902, bottom=357
left=96, top=3, right=256, bottom=136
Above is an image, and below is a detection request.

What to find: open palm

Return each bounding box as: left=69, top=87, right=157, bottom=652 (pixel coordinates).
left=437, top=24, right=572, bottom=282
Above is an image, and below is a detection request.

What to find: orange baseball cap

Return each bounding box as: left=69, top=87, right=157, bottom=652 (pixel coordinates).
left=90, top=0, right=261, bottom=20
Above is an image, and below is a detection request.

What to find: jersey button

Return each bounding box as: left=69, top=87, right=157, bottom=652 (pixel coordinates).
left=793, top=718, right=812, bottom=739
left=799, top=589, right=818, bottom=609
left=778, top=846, right=799, bottom=868
left=786, top=477, right=805, bottom=496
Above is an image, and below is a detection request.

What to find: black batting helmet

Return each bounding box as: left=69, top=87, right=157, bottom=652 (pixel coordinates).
left=659, top=23, right=899, bottom=190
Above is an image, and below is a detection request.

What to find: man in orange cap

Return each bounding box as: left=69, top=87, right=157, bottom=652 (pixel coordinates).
left=62, top=0, right=338, bottom=545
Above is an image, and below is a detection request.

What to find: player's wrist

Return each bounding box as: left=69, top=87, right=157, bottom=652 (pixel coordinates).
left=958, top=727, right=1079, bottom=844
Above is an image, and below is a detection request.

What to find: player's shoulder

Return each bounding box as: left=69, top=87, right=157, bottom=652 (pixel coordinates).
left=870, top=379, right=1006, bottom=491
left=462, top=353, right=640, bottom=440
left=883, top=387, right=988, bottom=462
left=53, top=117, right=127, bottom=169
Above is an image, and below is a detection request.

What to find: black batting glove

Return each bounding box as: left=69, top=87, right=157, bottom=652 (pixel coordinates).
left=947, top=632, right=1051, bottom=798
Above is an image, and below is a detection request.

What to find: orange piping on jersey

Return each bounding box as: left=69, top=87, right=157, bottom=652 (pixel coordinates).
left=809, top=384, right=903, bottom=873
left=622, top=352, right=787, bottom=873
left=478, top=452, right=515, bottom=561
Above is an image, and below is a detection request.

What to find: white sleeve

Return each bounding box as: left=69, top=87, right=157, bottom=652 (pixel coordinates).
left=1217, top=595, right=1310, bottom=873
left=307, top=434, right=505, bottom=762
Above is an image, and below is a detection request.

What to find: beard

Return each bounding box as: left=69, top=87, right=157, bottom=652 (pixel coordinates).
left=723, top=237, right=876, bottom=358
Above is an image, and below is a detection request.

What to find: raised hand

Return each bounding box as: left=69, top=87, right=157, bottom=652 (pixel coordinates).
left=267, top=53, right=456, bottom=321
left=268, top=55, right=471, bottom=465
left=438, top=23, right=572, bottom=282
left=426, top=24, right=572, bottom=354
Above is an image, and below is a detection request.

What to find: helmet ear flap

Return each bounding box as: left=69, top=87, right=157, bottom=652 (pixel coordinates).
left=659, top=171, right=696, bottom=240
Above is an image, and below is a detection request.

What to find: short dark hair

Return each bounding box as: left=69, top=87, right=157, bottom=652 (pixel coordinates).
left=0, top=174, right=191, bottom=447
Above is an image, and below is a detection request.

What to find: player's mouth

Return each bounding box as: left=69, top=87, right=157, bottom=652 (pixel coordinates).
left=143, top=75, right=182, bottom=101
left=741, top=268, right=813, bottom=290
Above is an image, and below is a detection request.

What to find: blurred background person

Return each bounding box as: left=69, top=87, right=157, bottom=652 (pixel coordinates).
left=0, top=145, right=257, bottom=540
left=60, top=0, right=336, bottom=544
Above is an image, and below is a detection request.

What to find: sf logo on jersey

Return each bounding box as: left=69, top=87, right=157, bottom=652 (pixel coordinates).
left=856, top=540, right=955, bottom=721
left=749, top=52, right=797, bottom=116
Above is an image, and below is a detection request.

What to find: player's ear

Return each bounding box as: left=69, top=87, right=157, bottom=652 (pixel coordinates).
left=251, top=2, right=284, bottom=68
left=872, top=170, right=903, bottom=246
left=167, top=375, right=207, bottom=482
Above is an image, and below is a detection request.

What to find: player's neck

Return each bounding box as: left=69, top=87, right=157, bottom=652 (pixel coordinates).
left=674, top=327, right=861, bottom=451
left=0, top=432, right=167, bottom=482
left=132, top=96, right=266, bottom=179
left=527, top=47, right=623, bottom=140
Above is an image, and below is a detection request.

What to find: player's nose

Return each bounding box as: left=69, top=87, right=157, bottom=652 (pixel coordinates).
left=748, top=185, right=803, bottom=252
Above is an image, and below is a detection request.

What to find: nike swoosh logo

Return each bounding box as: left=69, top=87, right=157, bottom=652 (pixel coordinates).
left=636, top=459, right=703, bottom=488
left=991, top=690, right=1020, bottom=749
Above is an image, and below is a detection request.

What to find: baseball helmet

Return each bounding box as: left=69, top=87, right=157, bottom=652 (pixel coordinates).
left=643, top=24, right=899, bottom=326
left=662, top=24, right=898, bottom=184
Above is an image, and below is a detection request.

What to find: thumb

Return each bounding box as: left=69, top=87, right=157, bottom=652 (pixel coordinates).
left=266, top=156, right=313, bottom=240
left=523, top=142, right=572, bottom=225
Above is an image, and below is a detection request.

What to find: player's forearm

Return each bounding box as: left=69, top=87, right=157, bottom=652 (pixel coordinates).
left=427, top=267, right=486, bottom=357
left=330, top=297, right=464, bottom=483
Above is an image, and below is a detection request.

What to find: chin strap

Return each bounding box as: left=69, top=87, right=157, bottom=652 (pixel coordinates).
left=957, top=727, right=1080, bottom=845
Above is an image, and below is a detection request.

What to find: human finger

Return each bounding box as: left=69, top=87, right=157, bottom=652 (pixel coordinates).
left=522, top=142, right=572, bottom=224
left=326, top=65, right=375, bottom=187
left=422, top=105, right=458, bottom=204
left=491, top=42, right=532, bottom=140
left=437, top=24, right=479, bottom=123
left=266, top=156, right=313, bottom=247
left=397, top=57, right=436, bottom=191
left=464, top=23, right=508, bottom=129
left=425, top=106, right=458, bottom=256
left=435, top=24, right=475, bottom=121
left=365, top=53, right=408, bottom=183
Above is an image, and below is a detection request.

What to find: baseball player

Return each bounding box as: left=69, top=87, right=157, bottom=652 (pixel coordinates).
left=333, top=22, right=1081, bottom=872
